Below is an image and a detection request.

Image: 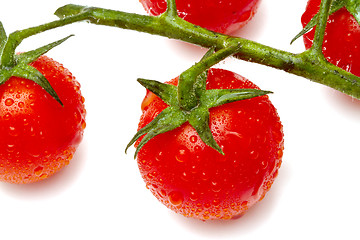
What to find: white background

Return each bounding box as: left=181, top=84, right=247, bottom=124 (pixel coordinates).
left=1, top=0, right=359, bottom=239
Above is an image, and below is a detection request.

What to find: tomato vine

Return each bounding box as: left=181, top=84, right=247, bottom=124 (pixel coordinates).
left=52, top=0, right=360, bottom=99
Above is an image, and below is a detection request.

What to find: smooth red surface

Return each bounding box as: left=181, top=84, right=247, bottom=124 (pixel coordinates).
left=136, top=68, right=284, bottom=220
left=139, top=0, right=260, bottom=34
left=0, top=55, right=86, bottom=184
left=302, top=0, right=360, bottom=76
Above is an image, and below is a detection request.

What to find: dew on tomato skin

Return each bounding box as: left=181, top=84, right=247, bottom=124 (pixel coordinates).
left=4, top=98, right=14, bottom=106
left=249, top=150, right=259, bottom=160
left=175, top=147, right=188, bottom=163
left=155, top=151, right=163, bottom=162
left=260, top=160, right=269, bottom=170
left=181, top=171, right=190, bottom=182
left=189, top=135, right=198, bottom=143
left=8, top=126, right=19, bottom=137
left=211, top=181, right=222, bottom=193
left=189, top=191, right=198, bottom=201
left=3, top=113, right=11, bottom=120
left=39, top=173, right=48, bottom=179
left=34, top=166, right=43, bottom=176
left=190, top=165, right=198, bottom=174
left=168, top=191, right=184, bottom=206
left=18, top=102, right=25, bottom=108
left=6, top=144, right=15, bottom=153
left=201, top=171, right=209, bottom=181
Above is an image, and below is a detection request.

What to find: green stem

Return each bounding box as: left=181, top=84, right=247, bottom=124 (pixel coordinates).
left=165, top=0, right=178, bottom=17
left=0, top=11, right=90, bottom=68
left=178, top=44, right=241, bottom=111
left=311, top=0, right=332, bottom=56
left=54, top=4, right=360, bottom=100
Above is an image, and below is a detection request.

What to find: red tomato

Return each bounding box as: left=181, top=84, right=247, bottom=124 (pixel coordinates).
left=302, top=0, right=360, bottom=76
left=0, top=55, right=86, bottom=184
left=139, top=0, right=261, bottom=34
left=136, top=68, right=284, bottom=220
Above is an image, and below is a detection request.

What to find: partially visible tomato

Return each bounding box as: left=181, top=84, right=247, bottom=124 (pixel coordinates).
left=0, top=55, right=86, bottom=184
left=136, top=68, right=284, bottom=220
left=139, top=0, right=261, bottom=34
left=302, top=0, right=360, bottom=76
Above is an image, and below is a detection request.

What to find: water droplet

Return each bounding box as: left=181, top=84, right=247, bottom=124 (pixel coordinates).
left=211, top=181, right=221, bottom=192
left=8, top=126, right=18, bottom=136
left=213, top=199, right=221, bottom=206
left=261, top=160, right=268, bottom=169
left=6, top=144, right=15, bottom=153
left=190, top=135, right=197, bottom=143
left=241, top=201, right=249, bottom=210
left=18, top=102, right=25, bottom=108
left=81, top=120, right=86, bottom=130
left=181, top=171, right=190, bottom=182
left=34, top=166, right=44, bottom=176
left=3, top=113, right=11, bottom=120
left=5, top=98, right=14, bottom=106
left=39, top=173, right=48, bottom=179
left=155, top=151, right=163, bottom=162
left=23, top=118, right=29, bottom=126
left=201, top=171, right=209, bottom=181
left=249, top=150, right=259, bottom=160
left=189, top=191, right=198, bottom=201
left=175, top=147, right=188, bottom=163
left=168, top=191, right=184, bottom=206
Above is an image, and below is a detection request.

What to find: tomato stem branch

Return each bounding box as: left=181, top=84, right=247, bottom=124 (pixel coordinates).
left=165, top=0, right=179, bottom=18
left=178, top=44, right=241, bottom=111
left=311, top=0, right=332, bottom=57
left=53, top=4, right=360, bottom=100
left=0, top=12, right=89, bottom=68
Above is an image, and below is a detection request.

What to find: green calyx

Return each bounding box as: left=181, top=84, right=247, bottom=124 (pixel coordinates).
left=291, top=0, right=360, bottom=44
left=0, top=10, right=93, bottom=106
left=125, top=0, right=271, bottom=157
left=0, top=22, right=75, bottom=106
left=125, top=46, right=272, bottom=158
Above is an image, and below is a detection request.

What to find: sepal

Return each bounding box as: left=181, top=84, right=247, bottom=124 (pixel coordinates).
left=291, top=0, right=345, bottom=44
left=204, top=89, right=272, bottom=108
left=188, top=107, right=224, bottom=155
left=126, top=107, right=187, bottom=158
left=0, top=18, right=75, bottom=106
left=137, top=78, right=178, bottom=106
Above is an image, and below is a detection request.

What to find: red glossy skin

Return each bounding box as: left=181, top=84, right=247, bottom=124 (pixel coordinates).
left=137, top=68, right=284, bottom=220
left=139, top=0, right=261, bottom=34
left=0, top=55, right=86, bottom=184
left=302, top=0, right=360, bottom=76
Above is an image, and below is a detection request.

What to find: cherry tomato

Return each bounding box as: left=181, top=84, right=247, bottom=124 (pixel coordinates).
left=136, top=68, right=284, bottom=220
left=0, top=55, right=86, bottom=184
left=302, top=0, right=360, bottom=76
left=139, top=0, right=261, bottom=34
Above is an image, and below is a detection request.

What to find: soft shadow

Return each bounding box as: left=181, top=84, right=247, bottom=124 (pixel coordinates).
left=324, top=89, right=360, bottom=119
left=170, top=163, right=290, bottom=238
left=167, top=40, right=208, bottom=61
left=0, top=141, right=88, bottom=199
left=230, top=2, right=268, bottom=40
